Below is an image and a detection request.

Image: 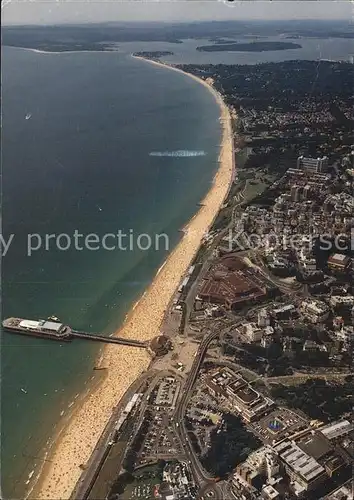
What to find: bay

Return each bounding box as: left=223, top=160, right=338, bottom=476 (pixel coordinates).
left=1, top=46, right=221, bottom=497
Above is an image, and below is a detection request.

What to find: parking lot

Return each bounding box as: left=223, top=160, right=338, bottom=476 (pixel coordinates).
left=250, top=407, right=309, bottom=443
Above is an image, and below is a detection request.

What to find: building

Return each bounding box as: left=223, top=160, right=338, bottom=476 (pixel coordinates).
left=323, top=479, right=354, bottom=499
left=261, top=334, right=273, bottom=348
left=323, top=455, right=346, bottom=478
left=113, top=393, right=142, bottom=437
left=231, top=472, right=259, bottom=499
left=291, top=185, right=302, bottom=202
left=261, top=326, right=275, bottom=348
left=244, top=322, right=264, bottom=342
left=199, top=256, right=270, bottom=310
left=330, top=295, right=354, bottom=309
left=272, top=304, right=296, bottom=320
left=19, top=319, right=67, bottom=335
left=297, top=155, right=329, bottom=173
left=296, top=431, right=334, bottom=463
left=303, top=184, right=311, bottom=201
left=258, top=309, right=271, bottom=327
left=303, top=340, right=327, bottom=352
left=205, top=369, right=274, bottom=422
left=262, top=485, right=280, bottom=499
left=328, top=253, right=351, bottom=272
left=245, top=446, right=280, bottom=481
left=301, top=299, right=330, bottom=323
left=160, top=461, right=195, bottom=500
left=236, top=463, right=263, bottom=489
left=320, top=420, right=354, bottom=441
left=273, top=440, right=327, bottom=493
left=335, top=325, right=354, bottom=343
left=226, top=375, right=275, bottom=422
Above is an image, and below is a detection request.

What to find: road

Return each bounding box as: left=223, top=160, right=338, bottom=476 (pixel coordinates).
left=173, top=330, right=221, bottom=486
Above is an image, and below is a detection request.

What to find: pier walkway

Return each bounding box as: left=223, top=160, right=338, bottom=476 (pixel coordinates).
left=71, top=330, right=148, bottom=348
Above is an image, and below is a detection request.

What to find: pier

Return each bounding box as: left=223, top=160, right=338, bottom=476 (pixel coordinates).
left=2, top=317, right=147, bottom=349
left=2, top=317, right=170, bottom=354
left=70, top=330, right=148, bottom=348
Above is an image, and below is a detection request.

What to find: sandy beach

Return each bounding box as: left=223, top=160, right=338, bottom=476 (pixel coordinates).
left=34, top=56, right=234, bottom=499
left=14, top=46, right=119, bottom=55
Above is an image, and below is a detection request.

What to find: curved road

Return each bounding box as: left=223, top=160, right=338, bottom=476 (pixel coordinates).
left=173, top=331, right=220, bottom=486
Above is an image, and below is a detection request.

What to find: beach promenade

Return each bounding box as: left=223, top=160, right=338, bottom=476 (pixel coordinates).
left=34, top=56, right=235, bottom=500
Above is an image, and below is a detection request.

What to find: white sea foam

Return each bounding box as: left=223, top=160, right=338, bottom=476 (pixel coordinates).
left=149, top=150, right=206, bottom=157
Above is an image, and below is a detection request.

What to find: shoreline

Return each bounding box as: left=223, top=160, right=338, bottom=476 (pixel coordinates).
left=33, top=55, right=235, bottom=500
left=6, top=45, right=120, bottom=55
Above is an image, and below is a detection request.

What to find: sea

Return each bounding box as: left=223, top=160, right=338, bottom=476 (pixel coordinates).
left=2, top=36, right=352, bottom=498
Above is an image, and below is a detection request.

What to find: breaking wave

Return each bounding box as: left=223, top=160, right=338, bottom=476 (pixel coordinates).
left=149, top=150, right=207, bottom=157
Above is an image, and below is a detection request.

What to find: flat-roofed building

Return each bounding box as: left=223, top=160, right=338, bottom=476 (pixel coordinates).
left=273, top=440, right=327, bottom=492
left=262, top=484, right=280, bottom=499
left=40, top=320, right=65, bottom=333
left=19, top=319, right=41, bottom=330
left=231, top=472, right=259, bottom=498
left=205, top=369, right=274, bottom=422
left=323, top=455, right=346, bottom=478
left=297, top=155, right=329, bottom=173
left=19, top=319, right=66, bottom=334
left=272, top=304, right=296, bottom=320
left=328, top=254, right=351, bottom=272
left=330, top=295, right=354, bottom=308
left=226, top=375, right=275, bottom=422
left=236, top=463, right=262, bottom=488
left=205, top=379, right=227, bottom=400
left=323, top=479, right=354, bottom=499
left=297, top=432, right=333, bottom=461
left=301, top=299, right=330, bottom=323
left=320, top=420, right=354, bottom=440
left=244, top=322, right=264, bottom=342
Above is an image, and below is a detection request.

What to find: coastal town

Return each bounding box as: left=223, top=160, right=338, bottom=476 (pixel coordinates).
left=55, top=57, right=354, bottom=500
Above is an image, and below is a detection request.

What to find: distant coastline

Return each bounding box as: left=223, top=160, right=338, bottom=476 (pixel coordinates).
left=4, top=45, right=119, bottom=55
left=32, top=54, right=235, bottom=500
left=133, top=51, right=174, bottom=59
left=196, top=41, right=302, bottom=52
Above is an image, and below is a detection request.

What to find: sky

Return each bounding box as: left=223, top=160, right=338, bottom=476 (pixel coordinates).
left=2, top=0, right=353, bottom=26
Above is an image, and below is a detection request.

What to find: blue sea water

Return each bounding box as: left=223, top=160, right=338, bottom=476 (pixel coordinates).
left=1, top=46, right=221, bottom=497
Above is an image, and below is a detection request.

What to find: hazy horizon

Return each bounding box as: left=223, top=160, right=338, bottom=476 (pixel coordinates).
left=2, top=1, right=353, bottom=26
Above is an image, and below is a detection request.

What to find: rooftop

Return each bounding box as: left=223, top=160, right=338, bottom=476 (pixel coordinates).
left=40, top=321, right=64, bottom=332
left=274, top=440, right=325, bottom=483
left=199, top=261, right=267, bottom=308
left=328, top=254, right=350, bottom=266
left=297, top=432, right=333, bottom=461
left=235, top=386, right=259, bottom=405
left=320, top=420, right=354, bottom=440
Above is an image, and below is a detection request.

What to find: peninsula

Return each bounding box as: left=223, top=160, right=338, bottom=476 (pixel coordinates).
left=196, top=41, right=302, bottom=52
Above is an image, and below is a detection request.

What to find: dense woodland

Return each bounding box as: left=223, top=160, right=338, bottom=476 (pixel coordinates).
left=271, top=379, right=353, bottom=422
left=199, top=413, right=262, bottom=478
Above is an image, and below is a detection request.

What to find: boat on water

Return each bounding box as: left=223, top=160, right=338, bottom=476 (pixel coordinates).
left=47, top=315, right=60, bottom=322
left=21, top=388, right=28, bottom=394
left=25, top=113, right=32, bottom=120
